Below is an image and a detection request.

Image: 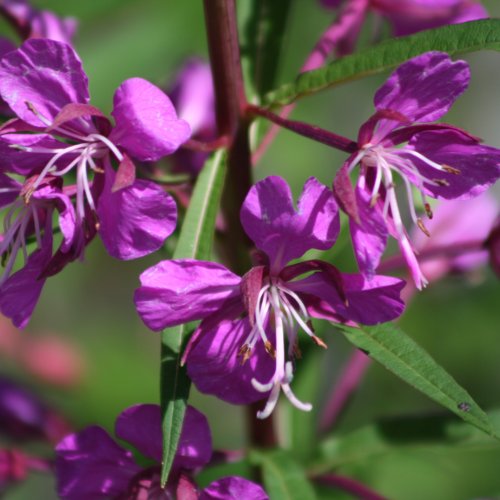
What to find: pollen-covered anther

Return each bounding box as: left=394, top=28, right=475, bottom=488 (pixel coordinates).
left=442, top=164, right=461, bottom=175
left=417, top=218, right=431, bottom=237
left=432, top=178, right=449, bottom=187
left=264, top=340, right=276, bottom=359
left=424, top=203, right=433, bottom=219
left=237, top=344, right=252, bottom=365
left=311, top=335, right=327, bottom=349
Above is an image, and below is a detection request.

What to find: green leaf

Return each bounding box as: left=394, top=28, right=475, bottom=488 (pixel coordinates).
left=335, top=323, right=498, bottom=438
left=240, top=0, right=293, bottom=99
left=160, top=150, right=227, bottom=486
left=264, top=19, right=500, bottom=106
left=251, top=449, right=317, bottom=500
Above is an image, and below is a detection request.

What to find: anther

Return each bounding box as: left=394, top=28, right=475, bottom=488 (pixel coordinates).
left=311, top=335, right=327, bottom=349
left=237, top=344, right=252, bottom=365
left=417, top=218, right=430, bottom=237
left=264, top=340, right=276, bottom=358
left=432, top=178, right=449, bottom=187
left=442, top=164, right=460, bottom=175
left=369, top=193, right=379, bottom=208
left=424, top=203, right=433, bottom=219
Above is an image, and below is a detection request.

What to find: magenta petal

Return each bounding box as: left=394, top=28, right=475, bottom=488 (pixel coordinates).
left=0, top=233, right=52, bottom=329
left=115, top=404, right=162, bottom=463
left=0, top=174, right=20, bottom=209
left=174, top=406, right=212, bottom=470
left=30, top=11, right=78, bottom=44
left=0, top=39, right=89, bottom=127
left=241, top=176, right=340, bottom=271
left=349, top=186, right=388, bottom=278
left=134, top=259, right=241, bottom=331
left=407, top=129, right=500, bottom=200
left=97, top=164, right=177, bottom=260
left=374, top=52, right=469, bottom=127
left=187, top=318, right=273, bottom=405
left=201, top=476, right=269, bottom=500
left=55, top=426, right=140, bottom=500
left=109, top=77, right=191, bottom=161
left=290, top=272, right=405, bottom=325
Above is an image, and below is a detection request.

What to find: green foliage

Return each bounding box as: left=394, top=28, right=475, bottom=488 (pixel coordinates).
left=160, top=151, right=227, bottom=485
left=336, top=323, right=497, bottom=438
left=264, top=19, right=500, bottom=106
left=251, top=449, right=317, bottom=500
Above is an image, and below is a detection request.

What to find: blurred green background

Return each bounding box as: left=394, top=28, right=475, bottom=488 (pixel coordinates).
left=1, top=1, right=500, bottom=498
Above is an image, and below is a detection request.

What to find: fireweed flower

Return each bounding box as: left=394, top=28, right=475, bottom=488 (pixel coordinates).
left=135, top=176, right=405, bottom=419
left=333, top=51, right=500, bottom=289
left=55, top=404, right=268, bottom=499
left=0, top=39, right=189, bottom=326
left=320, top=0, right=487, bottom=37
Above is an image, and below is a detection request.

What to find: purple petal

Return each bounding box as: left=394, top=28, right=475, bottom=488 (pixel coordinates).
left=0, top=39, right=89, bottom=127
left=407, top=129, right=500, bottom=200
left=349, top=186, right=388, bottom=278
left=55, top=426, right=140, bottom=500
left=240, top=176, right=340, bottom=271
left=0, top=232, right=52, bottom=328
left=0, top=174, right=20, bottom=209
left=97, top=163, right=177, bottom=260
left=109, top=77, right=191, bottom=161
left=30, top=11, right=78, bottom=44
left=187, top=317, right=274, bottom=405
left=174, top=406, right=212, bottom=470
left=115, top=404, right=162, bottom=463
left=289, top=272, right=405, bottom=325
left=201, top=476, right=269, bottom=500
left=373, top=52, right=469, bottom=137
left=134, top=259, right=241, bottom=331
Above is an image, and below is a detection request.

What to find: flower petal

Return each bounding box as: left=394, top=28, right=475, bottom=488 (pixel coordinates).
left=187, top=317, right=274, bottom=405
left=55, top=426, right=140, bottom=500
left=407, top=129, right=500, bottom=200
left=349, top=185, right=388, bottom=279
left=109, top=77, right=191, bottom=161
left=373, top=52, right=469, bottom=134
left=0, top=39, right=89, bottom=127
left=134, top=259, right=241, bottom=331
left=97, top=163, right=177, bottom=260
left=240, top=176, right=339, bottom=271
left=290, top=272, right=405, bottom=325
left=200, top=476, right=269, bottom=500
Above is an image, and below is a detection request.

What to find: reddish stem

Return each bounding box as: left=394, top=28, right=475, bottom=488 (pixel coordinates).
left=182, top=136, right=230, bottom=153
left=247, top=104, right=357, bottom=154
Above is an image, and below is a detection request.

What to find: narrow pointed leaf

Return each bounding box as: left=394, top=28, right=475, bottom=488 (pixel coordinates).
left=264, top=19, right=500, bottom=106
left=251, top=449, right=317, bottom=500
left=335, top=323, right=497, bottom=438
left=160, top=150, right=227, bottom=486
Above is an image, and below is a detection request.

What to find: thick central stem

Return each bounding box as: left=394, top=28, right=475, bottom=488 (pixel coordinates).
left=203, top=0, right=276, bottom=448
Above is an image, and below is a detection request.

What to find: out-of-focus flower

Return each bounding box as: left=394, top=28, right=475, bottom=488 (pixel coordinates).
left=320, top=0, right=487, bottom=37
left=0, top=375, right=71, bottom=443
left=0, top=39, right=190, bottom=327
left=55, top=404, right=268, bottom=499
left=135, top=176, right=405, bottom=418
left=333, top=52, right=500, bottom=289
left=410, top=192, right=499, bottom=282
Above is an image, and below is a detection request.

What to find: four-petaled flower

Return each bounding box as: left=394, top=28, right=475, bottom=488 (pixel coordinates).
left=55, top=404, right=268, bottom=500
left=334, top=51, right=500, bottom=289
left=135, top=176, right=405, bottom=418
left=0, top=39, right=191, bottom=327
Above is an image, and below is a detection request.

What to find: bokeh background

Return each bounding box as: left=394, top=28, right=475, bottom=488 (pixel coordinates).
left=1, top=1, right=499, bottom=498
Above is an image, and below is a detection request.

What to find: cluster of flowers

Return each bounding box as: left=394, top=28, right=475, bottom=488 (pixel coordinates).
left=0, top=0, right=499, bottom=497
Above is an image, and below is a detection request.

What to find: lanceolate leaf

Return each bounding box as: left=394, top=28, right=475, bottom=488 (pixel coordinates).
left=251, top=449, right=317, bottom=500
left=336, top=323, right=498, bottom=438
left=264, top=19, right=500, bottom=106
left=160, top=150, right=227, bottom=486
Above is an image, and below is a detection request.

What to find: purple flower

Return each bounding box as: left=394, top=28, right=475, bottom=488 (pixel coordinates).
left=0, top=39, right=190, bottom=326
left=135, top=176, right=405, bottom=418
left=0, top=375, right=70, bottom=443
left=0, top=0, right=77, bottom=44
left=169, top=58, right=216, bottom=174
left=55, top=404, right=268, bottom=500
left=410, top=192, right=499, bottom=282
left=334, top=52, right=500, bottom=289
left=320, top=0, right=487, bottom=37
